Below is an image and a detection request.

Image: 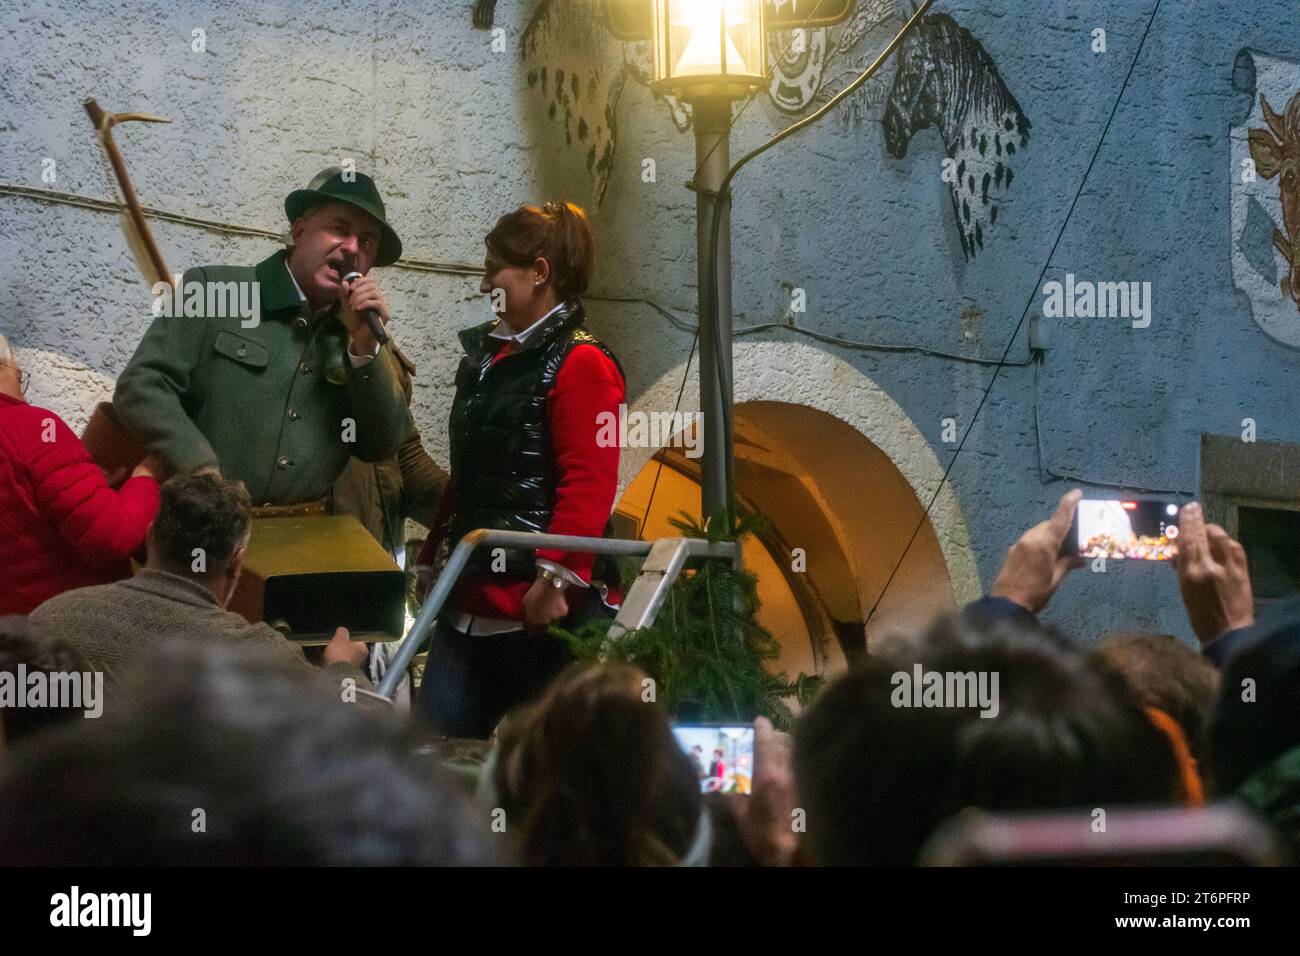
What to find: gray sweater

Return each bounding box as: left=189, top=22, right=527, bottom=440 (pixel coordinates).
left=31, top=567, right=364, bottom=692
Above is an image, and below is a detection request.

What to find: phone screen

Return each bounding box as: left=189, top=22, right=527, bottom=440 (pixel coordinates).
left=672, top=723, right=754, bottom=795
left=1069, top=498, right=1183, bottom=560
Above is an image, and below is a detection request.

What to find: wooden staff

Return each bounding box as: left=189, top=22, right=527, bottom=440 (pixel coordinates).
left=83, top=97, right=173, bottom=289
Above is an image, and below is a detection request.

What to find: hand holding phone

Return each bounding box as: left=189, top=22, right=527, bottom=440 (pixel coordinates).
left=1173, top=501, right=1254, bottom=646
left=990, top=489, right=1084, bottom=614
left=731, top=718, right=799, bottom=867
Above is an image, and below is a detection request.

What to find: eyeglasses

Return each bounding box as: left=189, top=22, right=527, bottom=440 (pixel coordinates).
left=2, top=363, right=27, bottom=394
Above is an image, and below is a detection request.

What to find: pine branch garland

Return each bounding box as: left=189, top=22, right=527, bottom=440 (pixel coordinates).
left=555, top=511, right=821, bottom=731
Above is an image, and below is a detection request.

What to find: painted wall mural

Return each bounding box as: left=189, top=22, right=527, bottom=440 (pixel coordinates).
left=880, top=12, right=1030, bottom=260
left=503, top=0, right=1030, bottom=260
left=767, top=0, right=897, bottom=117
left=519, top=0, right=629, bottom=201
left=1232, top=48, right=1300, bottom=346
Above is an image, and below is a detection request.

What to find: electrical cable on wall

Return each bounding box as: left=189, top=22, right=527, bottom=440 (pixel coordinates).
left=1, top=181, right=1032, bottom=369
left=1032, top=354, right=1193, bottom=496
left=1, top=0, right=1170, bottom=574
left=859, top=0, right=1168, bottom=627
left=0, top=183, right=483, bottom=278
left=685, top=0, right=1168, bottom=632
left=701, top=0, right=940, bottom=532
left=637, top=0, right=845, bottom=534
left=592, top=293, right=1032, bottom=366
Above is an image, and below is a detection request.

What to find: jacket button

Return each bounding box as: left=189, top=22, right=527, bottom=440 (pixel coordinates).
left=277, top=456, right=290, bottom=469
left=236, top=346, right=248, bottom=358
left=300, top=362, right=311, bottom=374
left=295, top=317, right=308, bottom=330
left=288, top=409, right=299, bottom=421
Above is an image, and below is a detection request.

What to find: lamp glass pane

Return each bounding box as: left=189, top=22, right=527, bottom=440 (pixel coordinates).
left=665, top=0, right=763, bottom=79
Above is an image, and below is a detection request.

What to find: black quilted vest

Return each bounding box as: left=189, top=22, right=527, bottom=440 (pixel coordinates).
left=448, top=300, right=625, bottom=578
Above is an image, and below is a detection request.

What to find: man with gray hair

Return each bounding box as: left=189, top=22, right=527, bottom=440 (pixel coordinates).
left=112, top=168, right=410, bottom=511
left=31, top=473, right=368, bottom=692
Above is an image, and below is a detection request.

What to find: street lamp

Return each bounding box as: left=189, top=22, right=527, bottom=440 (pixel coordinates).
left=651, top=0, right=766, bottom=528
left=651, top=0, right=765, bottom=100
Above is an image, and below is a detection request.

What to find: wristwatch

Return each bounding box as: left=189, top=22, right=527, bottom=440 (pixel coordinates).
left=536, top=566, right=568, bottom=590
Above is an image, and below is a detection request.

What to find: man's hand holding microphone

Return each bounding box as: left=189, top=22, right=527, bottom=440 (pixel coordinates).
left=339, top=254, right=391, bottom=354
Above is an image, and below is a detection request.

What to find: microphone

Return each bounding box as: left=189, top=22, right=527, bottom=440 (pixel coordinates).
left=340, top=258, right=389, bottom=346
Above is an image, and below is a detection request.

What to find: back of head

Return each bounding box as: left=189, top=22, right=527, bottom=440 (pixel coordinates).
left=485, top=201, right=595, bottom=300
left=0, top=639, right=497, bottom=865
left=1091, top=631, right=1218, bottom=764
left=0, top=616, right=90, bottom=747
left=794, top=616, right=1182, bottom=866
left=495, top=663, right=701, bottom=866
left=1208, top=601, right=1300, bottom=794
left=150, top=473, right=251, bottom=577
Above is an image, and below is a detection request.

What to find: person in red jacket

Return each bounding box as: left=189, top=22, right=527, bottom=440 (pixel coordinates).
left=0, top=336, right=160, bottom=616
left=415, top=201, right=625, bottom=738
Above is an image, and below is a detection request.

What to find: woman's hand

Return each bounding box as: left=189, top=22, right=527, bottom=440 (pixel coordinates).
left=989, top=489, right=1084, bottom=614
left=521, top=577, right=569, bottom=634
left=131, top=456, right=164, bottom=481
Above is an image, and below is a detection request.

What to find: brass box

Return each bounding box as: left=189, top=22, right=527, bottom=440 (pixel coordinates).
left=229, top=516, right=406, bottom=644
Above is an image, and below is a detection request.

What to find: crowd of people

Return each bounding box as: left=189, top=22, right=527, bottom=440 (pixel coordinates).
left=0, top=479, right=1297, bottom=866
left=0, top=166, right=1297, bottom=866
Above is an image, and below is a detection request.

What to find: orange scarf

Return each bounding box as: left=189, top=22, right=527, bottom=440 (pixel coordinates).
left=1145, top=706, right=1205, bottom=806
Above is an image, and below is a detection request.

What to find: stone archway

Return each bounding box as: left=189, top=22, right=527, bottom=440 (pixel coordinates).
left=616, top=340, right=979, bottom=680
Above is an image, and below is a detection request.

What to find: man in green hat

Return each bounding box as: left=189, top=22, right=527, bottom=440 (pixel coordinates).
left=113, top=168, right=411, bottom=508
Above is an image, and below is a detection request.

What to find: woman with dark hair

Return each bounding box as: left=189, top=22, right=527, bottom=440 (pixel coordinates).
left=415, top=201, right=626, bottom=738
left=483, top=663, right=706, bottom=866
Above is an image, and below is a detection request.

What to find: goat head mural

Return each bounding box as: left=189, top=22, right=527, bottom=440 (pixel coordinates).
left=495, top=1, right=1030, bottom=261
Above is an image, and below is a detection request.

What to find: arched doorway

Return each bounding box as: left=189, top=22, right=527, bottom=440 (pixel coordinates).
left=616, top=400, right=962, bottom=683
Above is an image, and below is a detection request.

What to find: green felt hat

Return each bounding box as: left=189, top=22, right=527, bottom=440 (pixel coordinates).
left=284, top=167, right=402, bottom=266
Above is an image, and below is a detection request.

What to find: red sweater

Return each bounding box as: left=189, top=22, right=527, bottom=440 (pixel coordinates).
left=0, top=394, right=160, bottom=616
left=418, top=343, right=625, bottom=620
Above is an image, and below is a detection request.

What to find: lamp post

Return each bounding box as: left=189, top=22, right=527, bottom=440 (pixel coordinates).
left=651, top=0, right=765, bottom=528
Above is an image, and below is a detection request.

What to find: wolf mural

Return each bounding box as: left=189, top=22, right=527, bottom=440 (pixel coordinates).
left=484, top=0, right=1030, bottom=260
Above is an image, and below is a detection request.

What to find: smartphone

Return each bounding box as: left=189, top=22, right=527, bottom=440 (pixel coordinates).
left=1063, top=498, right=1184, bottom=560
left=671, top=722, right=754, bottom=795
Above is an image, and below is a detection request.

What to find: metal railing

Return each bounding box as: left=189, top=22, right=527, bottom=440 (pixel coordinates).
left=377, top=529, right=741, bottom=699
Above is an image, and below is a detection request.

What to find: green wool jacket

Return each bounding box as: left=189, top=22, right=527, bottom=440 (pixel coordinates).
left=113, top=250, right=409, bottom=506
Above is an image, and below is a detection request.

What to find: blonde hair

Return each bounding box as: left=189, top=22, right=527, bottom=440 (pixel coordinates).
left=0, top=333, right=14, bottom=367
